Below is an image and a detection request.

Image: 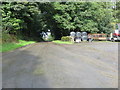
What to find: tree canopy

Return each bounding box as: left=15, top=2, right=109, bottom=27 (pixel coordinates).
left=1, top=2, right=115, bottom=40
left=116, top=1, right=120, bottom=23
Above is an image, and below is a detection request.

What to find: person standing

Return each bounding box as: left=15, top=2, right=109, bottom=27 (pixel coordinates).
left=88, top=34, right=93, bottom=42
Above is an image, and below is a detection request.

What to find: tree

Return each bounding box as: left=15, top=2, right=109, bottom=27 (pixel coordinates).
left=2, top=2, right=114, bottom=40
left=46, top=2, right=114, bottom=37
left=116, top=1, right=120, bottom=23
left=2, top=2, right=44, bottom=40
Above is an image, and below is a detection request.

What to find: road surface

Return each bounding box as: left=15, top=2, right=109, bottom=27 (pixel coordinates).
left=2, top=42, right=118, bottom=88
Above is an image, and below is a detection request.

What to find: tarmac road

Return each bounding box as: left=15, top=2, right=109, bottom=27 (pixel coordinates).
left=2, top=42, right=118, bottom=88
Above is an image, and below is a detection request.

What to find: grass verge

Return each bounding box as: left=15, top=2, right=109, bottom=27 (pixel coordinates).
left=52, top=40, right=73, bottom=44
left=0, top=40, right=36, bottom=52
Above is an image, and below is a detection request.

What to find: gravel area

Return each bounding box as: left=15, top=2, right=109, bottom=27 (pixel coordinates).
left=2, top=42, right=118, bottom=88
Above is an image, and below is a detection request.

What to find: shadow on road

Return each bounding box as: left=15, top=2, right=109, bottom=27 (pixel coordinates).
left=2, top=49, right=50, bottom=88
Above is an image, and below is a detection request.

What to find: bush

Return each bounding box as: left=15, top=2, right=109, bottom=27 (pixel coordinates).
left=47, top=35, right=54, bottom=41
left=61, top=36, right=71, bottom=41
left=2, top=32, right=18, bottom=43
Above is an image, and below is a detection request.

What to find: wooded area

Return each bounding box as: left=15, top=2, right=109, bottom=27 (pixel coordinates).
left=1, top=2, right=120, bottom=42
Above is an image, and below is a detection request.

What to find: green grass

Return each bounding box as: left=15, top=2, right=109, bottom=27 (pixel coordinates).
left=52, top=40, right=73, bottom=44
left=0, top=40, right=36, bottom=52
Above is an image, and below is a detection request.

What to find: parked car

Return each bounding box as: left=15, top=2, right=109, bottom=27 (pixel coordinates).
left=109, top=29, right=120, bottom=42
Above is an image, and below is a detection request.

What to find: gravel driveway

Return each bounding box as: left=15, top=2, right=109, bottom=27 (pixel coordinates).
left=2, top=42, right=118, bottom=88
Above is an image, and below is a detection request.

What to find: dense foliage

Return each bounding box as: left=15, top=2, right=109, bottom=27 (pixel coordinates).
left=61, top=36, right=71, bottom=41
left=116, top=1, right=120, bottom=23
left=1, top=2, right=115, bottom=40
left=52, top=2, right=113, bottom=35
left=2, top=2, right=43, bottom=41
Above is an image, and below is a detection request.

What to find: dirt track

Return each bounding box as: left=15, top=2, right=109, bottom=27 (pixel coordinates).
left=2, top=42, right=118, bottom=88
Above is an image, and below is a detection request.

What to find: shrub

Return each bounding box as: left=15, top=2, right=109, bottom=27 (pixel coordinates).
left=2, top=32, right=18, bottom=43
left=47, top=35, right=54, bottom=41
left=43, top=35, right=54, bottom=41
left=61, top=36, right=71, bottom=41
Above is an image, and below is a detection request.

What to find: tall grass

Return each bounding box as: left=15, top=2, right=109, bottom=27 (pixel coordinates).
left=1, top=32, right=37, bottom=52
